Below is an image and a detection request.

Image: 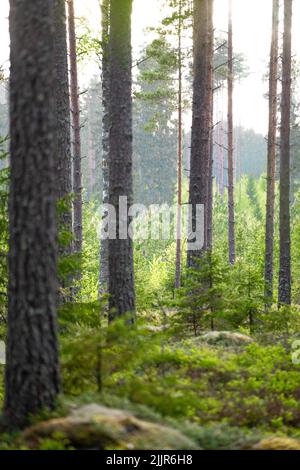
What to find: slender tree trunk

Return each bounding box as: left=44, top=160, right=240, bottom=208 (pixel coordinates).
left=265, top=0, right=279, bottom=303
left=54, top=0, right=72, bottom=216
left=207, top=108, right=213, bottom=250
left=4, top=0, right=60, bottom=429
left=54, top=0, right=72, bottom=301
left=68, top=0, right=83, bottom=257
left=187, top=0, right=210, bottom=268
left=87, top=99, right=96, bottom=199
left=207, top=0, right=214, bottom=250
left=99, top=0, right=110, bottom=296
left=175, top=0, right=183, bottom=289
left=108, top=0, right=135, bottom=322
left=278, top=0, right=293, bottom=306
left=227, top=0, right=236, bottom=265
left=217, top=115, right=225, bottom=195
left=216, top=124, right=221, bottom=194
left=219, top=85, right=225, bottom=196
left=206, top=0, right=214, bottom=328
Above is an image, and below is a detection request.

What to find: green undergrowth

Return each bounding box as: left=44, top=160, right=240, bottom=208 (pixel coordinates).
left=59, top=316, right=300, bottom=438
left=0, top=318, right=300, bottom=449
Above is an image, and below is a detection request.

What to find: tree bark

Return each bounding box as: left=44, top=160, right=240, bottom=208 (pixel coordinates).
left=278, top=0, right=293, bottom=306
left=54, top=0, right=72, bottom=221
left=227, top=0, right=236, bottom=265
left=68, top=0, right=83, bottom=257
left=99, top=0, right=110, bottom=296
left=4, top=0, right=60, bottom=429
left=108, top=0, right=135, bottom=322
left=187, top=0, right=210, bottom=268
left=265, top=0, right=279, bottom=303
left=175, top=0, right=183, bottom=289
left=54, top=0, right=72, bottom=301
left=206, top=0, right=214, bottom=251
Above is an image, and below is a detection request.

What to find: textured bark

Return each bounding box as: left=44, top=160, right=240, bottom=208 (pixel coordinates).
left=227, top=0, right=236, bottom=265
left=68, top=0, right=83, bottom=256
left=206, top=0, right=214, bottom=251
left=108, top=0, right=135, bottom=321
left=99, top=0, right=110, bottom=296
left=278, top=0, right=293, bottom=306
left=54, top=0, right=72, bottom=220
left=4, top=0, right=60, bottom=429
left=54, top=0, right=72, bottom=302
left=187, top=0, right=210, bottom=268
left=175, top=0, right=183, bottom=289
left=264, top=0, right=279, bottom=303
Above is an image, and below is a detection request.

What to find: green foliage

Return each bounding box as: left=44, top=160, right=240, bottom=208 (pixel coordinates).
left=172, top=254, right=228, bottom=336
left=57, top=193, right=79, bottom=291
left=214, top=37, right=249, bottom=85
left=37, top=433, right=74, bottom=450
left=76, top=17, right=102, bottom=64
left=78, top=201, right=101, bottom=301
left=1, top=1, right=300, bottom=449
left=135, top=241, right=176, bottom=311
left=59, top=300, right=105, bottom=330
left=137, top=38, right=178, bottom=87
left=133, top=36, right=178, bottom=206
left=291, top=191, right=300, bottom=303
left=60, top=318, right=300, bottom=434
left=0, top=169, right=300, bottom=446
left=177, top=421, right=260, bottom=450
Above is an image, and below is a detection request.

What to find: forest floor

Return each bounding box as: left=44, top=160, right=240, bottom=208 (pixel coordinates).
left=1, top=313, right=300, bottom=450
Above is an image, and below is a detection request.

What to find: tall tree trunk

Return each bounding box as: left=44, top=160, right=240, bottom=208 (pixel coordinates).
left=87, top=99, right=96, bottom=199
left=227, top=0, right=236, bottom=265
left=99, top=0, right=110, bottom=296
left=265, top=0, right=279, bottom=303
left=187, top=0, right=210, bottom=268
left=4, top=0, right=60, bottom=429
left=207, top=0, right=214, bottom=250
left=217, top=116, right=225, bottom=195
left=54, top=0, right=72, bottom=300
left=108, top=0, right=135, bottom=322
left=54, top=0, right=72, bottom=215
left=206, top=0, right=214, bottom=329
left=68, top=0, right=83, bottom=257
left=278, top=0, right=293, bottom=306
left=175, top=0, right=183, bottom=289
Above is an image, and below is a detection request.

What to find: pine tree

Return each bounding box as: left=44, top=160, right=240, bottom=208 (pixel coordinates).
left=206, top=0, right=214, bottom=250
left=54, top=0, right=72, bottom=300
left=133, top=38, right=178, bottom=207
left=108, top=0, right=135, bottom=322
left=175, top=0, right=183, bottom=289
left=188, top=0, right=211, bottom=267
left=147, top=0, right=192, bottom=281
left=278, top=0, right=293, bottom=305
left=54, top=0, right=72, bottom=218
left=265, top=0, right=279, bottom=303
left=227, top=0, right=236, bottom=265
left=4, top=0, right=60, bottom=429
left=99, top=0, right=110, bottom=295
left=68, top=0, right=83, bottom=259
